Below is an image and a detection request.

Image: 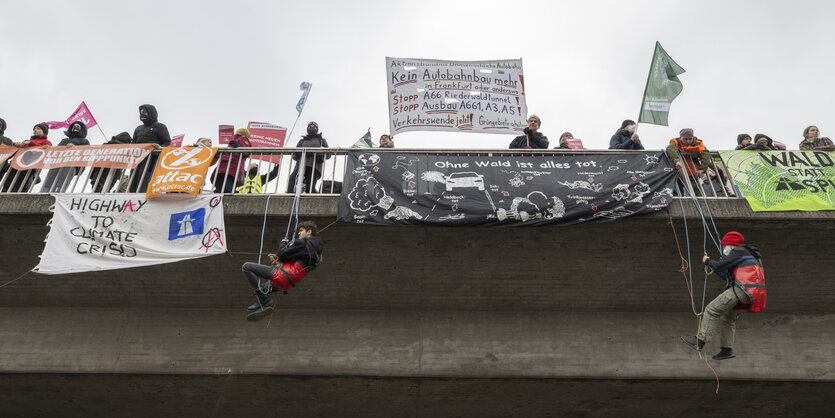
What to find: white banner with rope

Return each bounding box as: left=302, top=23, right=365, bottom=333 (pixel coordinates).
left=35, top=194, right=226, bottom=275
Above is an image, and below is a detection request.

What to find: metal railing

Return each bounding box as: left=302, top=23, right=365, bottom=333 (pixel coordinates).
left=0, top=148, right=740, bottom=198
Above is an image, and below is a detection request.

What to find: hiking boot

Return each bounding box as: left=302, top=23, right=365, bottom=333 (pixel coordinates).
left=246, top=304, right=274, bottom=322
left=246, top=293, right=274, bottom=312
left=680, top=335, right=706, bottom=350
left=712, top=347, right=736, bottom=360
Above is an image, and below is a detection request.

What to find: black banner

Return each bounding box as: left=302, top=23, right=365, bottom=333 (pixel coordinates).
left=338, top=152, right=677, bottom=226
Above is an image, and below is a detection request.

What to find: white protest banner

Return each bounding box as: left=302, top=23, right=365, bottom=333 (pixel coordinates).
left=35, top=194, right=227, bottom=275
left=386, top=57, right=527, bottom=135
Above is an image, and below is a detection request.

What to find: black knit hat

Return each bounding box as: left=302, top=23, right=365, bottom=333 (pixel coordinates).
left=737, top=133, right=751, bottom=144
left=34, top=123, right=49, bottom=136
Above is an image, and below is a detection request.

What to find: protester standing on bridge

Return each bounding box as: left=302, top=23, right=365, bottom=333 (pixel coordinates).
left=509, top=114, right=549, bottom=149
left=0, top=118, right=12, bottom=146
left=554, top=132, right=572, bottom=149
left=236, top=162, right=280, bottom=194
left=213, top=128, right=252, bottom=194
left=379, top=134, right=395, bottom=148
left=90, top=132, right=132, bottom=193
left=666, top=128, right=715, bottom=194
left=609, top=120, right=644, bottom=150
left=286, top=121, right=330, bottom=193
left=734, top=134, right=752, bottom=150
left=799, top=125, right=834, bottom=151
left=738, top=134, right=779, bottom=151
left=40, top=121, right=90, bottom=193
left=681, top=231, right=766, bottom=360
left=1, top=123, right=52, bottom=193
left=241, top=220, right=325, bottom=321
left=128, top=104, right=171, bottom=193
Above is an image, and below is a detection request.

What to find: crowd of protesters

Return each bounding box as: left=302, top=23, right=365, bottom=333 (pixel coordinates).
left=0, top=106, right=832, bottom=195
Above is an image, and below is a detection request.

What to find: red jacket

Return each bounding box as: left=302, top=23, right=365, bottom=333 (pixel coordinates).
left=26, top=136, right=52, bottom=147
left=270, top=260, right=307, bottom=291
left=732, top=264, right=766, bottom=312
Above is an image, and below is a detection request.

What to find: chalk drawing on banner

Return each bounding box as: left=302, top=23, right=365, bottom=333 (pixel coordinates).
left=445, top=172, right=485, bottom=192
left=496, top=191, right=565, bottom=222
left=199, top=228, right=225, bottom=253
left=643, top=154, right=660, bottom=165
left=384, top=206, right=423, bottom=221
left=607, top=166, right=620, bottom=172
left=663, top=167, right=674, bottom=172
left=393, top=155, right=419, bottom=170
left=439, top=213, right=465, bottom=221
left=421, top=171, right=446, bottom=183
left=653, top=188, right=673, bottom=198
left=618, top=159, right=628, bottom=164
left=558, top=180, right=603, bottom=192
left=358, top=153, right=381, bottom=166
left=348, top=177, right=394, bottom=212
left=370, top=210, right=379, bottom=217
left=593, top=206, right=634, bottom=219
left=611, top=182, right=651, bottom=203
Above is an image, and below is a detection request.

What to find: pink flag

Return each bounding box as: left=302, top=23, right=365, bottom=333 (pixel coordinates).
left=219, top=125, right=234, bottom=145
left=45, top=101, right=98, bottom=130
left=170, top=134, right=185, bottom=147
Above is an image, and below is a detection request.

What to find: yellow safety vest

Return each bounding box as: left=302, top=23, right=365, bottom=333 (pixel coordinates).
left=236, top=175, right=263, bottom=194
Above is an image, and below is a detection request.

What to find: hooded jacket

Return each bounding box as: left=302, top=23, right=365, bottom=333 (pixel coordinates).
left=609, top=128, right=645, bottom=150
left=90, top=132, right=132, bottom=185
left=0, top=118, right=12, bottom=146
left=509, top=128, right=549, bottom=149
left=739, top=134, right=778, bottom=151
left=133, top=104, right=171, bottom=146
left=705, top=244, right=766, bottom=312
left=58, top=122, right=91, bottom=147
left=293, top=133, right=331, bottom=169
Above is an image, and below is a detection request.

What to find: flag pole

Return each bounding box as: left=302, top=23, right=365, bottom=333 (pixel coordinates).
left=635, top=41, right=660, bottom=136
left=96, top=124, right=109, bottom=143
left=286, top=114, right=302, bottom=142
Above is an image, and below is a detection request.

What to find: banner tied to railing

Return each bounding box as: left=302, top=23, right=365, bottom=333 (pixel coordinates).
left=338, top=151, right=677, bottom=226
left=146, top=146, right=217, bottom=199
left=386, top=57, right=527, bottom=135
left=8, top=144, right=155, bottom=170
left=719, top=150, right=835, bottom=211
left=35, top=194, right=226, bottom=275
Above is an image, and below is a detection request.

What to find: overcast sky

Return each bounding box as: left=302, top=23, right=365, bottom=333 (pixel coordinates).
left=1, top=0, right=833, bottom=151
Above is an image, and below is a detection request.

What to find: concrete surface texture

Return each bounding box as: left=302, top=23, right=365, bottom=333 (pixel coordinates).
left=0, top=194, right=834, bottom=384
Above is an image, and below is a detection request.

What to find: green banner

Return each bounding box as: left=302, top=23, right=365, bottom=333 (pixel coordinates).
left=638, top=42, right=685, bottom=126
left=720, top=150, right=835, bottom=211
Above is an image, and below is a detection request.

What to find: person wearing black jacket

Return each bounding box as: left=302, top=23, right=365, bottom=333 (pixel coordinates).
left=128, top=104, right=171, bottom=192
left=90, top=132, right=132, bottom=193
left=241, top=221, right=325, bottom=321
left=738, top=133, right=778, bottom=151
left=509, top=114, right=549, bottom=149
left=40, top=121, right=91, bottom=193
left=0, top=118, right=12, bottom=146
left=609, top=119, right=644, bottom=149
left=681, top=231, right=767, bottom=360
left=286, top=121, right=331, bottom=193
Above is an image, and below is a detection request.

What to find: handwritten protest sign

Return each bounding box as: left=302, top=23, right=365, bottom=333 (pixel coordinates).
left=35, top=194, right=226, bottom=274
left=386, top=57, right=527, bottom=136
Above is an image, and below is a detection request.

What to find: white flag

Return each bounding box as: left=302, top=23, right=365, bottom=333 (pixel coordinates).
left=296, top=81, right=312, bottom=114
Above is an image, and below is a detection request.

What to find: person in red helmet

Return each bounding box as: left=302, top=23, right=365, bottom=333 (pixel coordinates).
left=681, top=231, right=766, bottom=360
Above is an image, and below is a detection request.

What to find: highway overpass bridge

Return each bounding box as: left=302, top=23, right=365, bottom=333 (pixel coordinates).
left=1, top=192, right=834, bottom=416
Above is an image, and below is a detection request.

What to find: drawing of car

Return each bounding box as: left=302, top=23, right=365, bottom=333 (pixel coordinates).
left=445, top=172, right=485, bottom=192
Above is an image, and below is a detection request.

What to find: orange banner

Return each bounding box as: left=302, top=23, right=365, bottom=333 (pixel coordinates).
left=9, top=144, right=155, bottom=171
left=146, top=146, right=218, bottom=199
left=0, top=145, right=16, bottom=166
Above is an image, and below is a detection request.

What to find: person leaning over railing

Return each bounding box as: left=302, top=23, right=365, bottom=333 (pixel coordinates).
left=666, top=128, right=716, bottom=195
left=1, top=123, right=52, bottom=193
left=799, top=125, right=834, bottom=151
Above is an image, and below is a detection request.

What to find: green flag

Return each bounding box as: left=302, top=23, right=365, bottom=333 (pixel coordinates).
left=639, top=42, right=685, bottom=126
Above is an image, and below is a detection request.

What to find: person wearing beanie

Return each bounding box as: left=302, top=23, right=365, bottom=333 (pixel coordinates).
left=555, top=132, right=573, bottom=149
left=90, top=132, right=133, bottom=193
left=609, top=119, right=644, bottom=150
left=739, top=133, right=778, bottom=151
left=286, top=121, right=331, bottom=193
left=799, top=125, right=835, bottom=151
left=1, top=124, right=53, bottom=192
left=213, top=128, right=252, bottom=193
left=0, top=118, right=12, bottom=146
left=40, top=121, right=91, bottom=192
left=681, top=231, right=767, bottom=360
left=734, top=134, right=752, bottom=150
left=509, top=114, right=549, bottom=149
left=666, top=128, right=716, bottom=194
left=128, top=104, right=171, bottom=192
